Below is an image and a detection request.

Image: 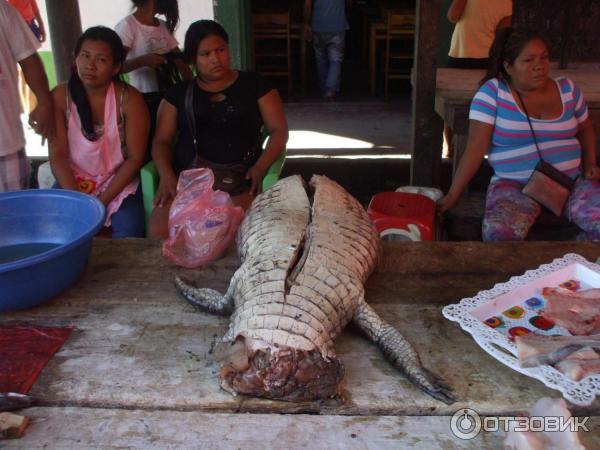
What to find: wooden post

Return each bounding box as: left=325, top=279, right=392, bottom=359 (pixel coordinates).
left=214, top=0, right=252, bottom=70
left=46, top=0, right=82, bottom=84
left=558, top=4, right=574, bottom=69
left=410, top=0, right=442, bottom=187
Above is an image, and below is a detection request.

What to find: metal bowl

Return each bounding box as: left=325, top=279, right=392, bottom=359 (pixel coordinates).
left=0, top=189, right=105, bottom=312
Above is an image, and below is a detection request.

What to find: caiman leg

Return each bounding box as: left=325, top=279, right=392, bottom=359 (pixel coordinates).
left=352, top=301, right=455, bottom=405
left=174, top=272, right=238, bottom=316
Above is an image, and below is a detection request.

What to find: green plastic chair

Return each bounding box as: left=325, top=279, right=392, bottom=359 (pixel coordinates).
left=140, top=141, right=286, bottom=235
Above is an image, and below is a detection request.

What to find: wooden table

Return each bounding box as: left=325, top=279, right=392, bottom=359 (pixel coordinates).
left=435, top=68, right=600, bottom=174
left=3, top=239, right=600, bottom=448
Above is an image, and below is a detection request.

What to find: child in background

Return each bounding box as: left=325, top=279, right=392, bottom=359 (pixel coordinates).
left=115, top=0, right=192, bottom=159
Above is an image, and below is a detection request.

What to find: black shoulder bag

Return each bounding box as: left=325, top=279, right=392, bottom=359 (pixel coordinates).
left=517, top=90, right=575, bottom=216
left=184, top=80, right=250, bottom=195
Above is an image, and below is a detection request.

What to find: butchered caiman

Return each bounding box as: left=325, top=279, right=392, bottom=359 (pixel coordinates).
left=175, top=175, right=454, bottom=404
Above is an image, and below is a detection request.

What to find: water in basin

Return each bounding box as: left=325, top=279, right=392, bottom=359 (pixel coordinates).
left=0, top=242, right=61, bottom=265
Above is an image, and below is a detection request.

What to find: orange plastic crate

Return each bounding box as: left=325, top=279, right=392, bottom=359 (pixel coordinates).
left=367, top=192, right=436, bottom=241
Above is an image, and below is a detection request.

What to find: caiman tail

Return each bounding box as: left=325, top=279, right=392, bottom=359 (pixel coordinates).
left=353, top=302, right=455, bottom=405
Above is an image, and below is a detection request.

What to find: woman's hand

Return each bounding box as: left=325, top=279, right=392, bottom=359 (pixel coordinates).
left=246, top=163, right=267, bottom=195
left=584, top=164, right=600, bottom=181
left=437, top=192, right=460, bottom=216
left=155, top=172, right=178, bottom=208
left=29, top=95, right=55, bottom=142
left=143, top=53, right=167, bottom=69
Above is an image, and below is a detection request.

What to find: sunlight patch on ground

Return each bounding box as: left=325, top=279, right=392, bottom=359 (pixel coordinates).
left=286, top=130, right=375, bottom=149
left=286, top=154, right=411, bottom=159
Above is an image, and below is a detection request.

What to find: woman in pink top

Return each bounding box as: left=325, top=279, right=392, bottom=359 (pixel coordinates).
left=49, top=27, right=149, bottom=237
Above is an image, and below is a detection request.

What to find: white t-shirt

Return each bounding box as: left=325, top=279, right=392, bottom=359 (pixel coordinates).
left=0, top=1, right=40, bottom=155
left=448, top=0, right=512, bottom=59
left=114, top=14, right=179, bottom=93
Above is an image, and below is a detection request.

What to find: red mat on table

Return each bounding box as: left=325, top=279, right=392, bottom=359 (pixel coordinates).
left=0, top=325, right=73, bottom=394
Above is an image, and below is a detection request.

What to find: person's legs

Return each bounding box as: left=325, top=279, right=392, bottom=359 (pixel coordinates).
left=482, top=178, right=541, bottom=241
left=312, top=32, right=329, bottom=95
left=567, top=178, right=600, bottom=240
left=0, top=148, right=30, bottom=192
left=110, top=185, right=146, bottom=238
left=323, top=32, right=345, bottom=98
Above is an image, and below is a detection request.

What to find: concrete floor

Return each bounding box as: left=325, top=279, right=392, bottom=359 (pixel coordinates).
left=282, top=98, right=454, bottom=203
left=285, top=99, right=412, bottom=155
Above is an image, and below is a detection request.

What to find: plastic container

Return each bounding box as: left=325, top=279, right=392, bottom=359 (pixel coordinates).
left=367, top=192, right=436, bottom=241
left=0, top=189, right=105, bottom=311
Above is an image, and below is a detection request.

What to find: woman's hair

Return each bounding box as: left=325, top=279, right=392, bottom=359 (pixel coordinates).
left=69, top=26, right=125, bottom=140
left=132, top=0, right=179, bottom=33
left=184, top=20, right=229, bottom=64
left=480, top=27, right=549, bottom=86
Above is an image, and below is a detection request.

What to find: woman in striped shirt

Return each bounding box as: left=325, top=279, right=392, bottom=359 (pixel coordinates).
left=438, top=28, right=600, bottom=241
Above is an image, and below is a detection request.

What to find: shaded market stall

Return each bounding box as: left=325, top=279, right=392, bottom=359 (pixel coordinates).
left=43, top=0, right=600, bottom=189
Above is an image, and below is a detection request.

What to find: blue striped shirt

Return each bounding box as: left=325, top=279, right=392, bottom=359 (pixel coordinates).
left=469, top=77, right=588, bottom=183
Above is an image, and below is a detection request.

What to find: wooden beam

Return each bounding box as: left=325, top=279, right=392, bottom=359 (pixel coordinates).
left=46, top=0, right=82, bottom=84
left=410, top=0, right=442, bottom=187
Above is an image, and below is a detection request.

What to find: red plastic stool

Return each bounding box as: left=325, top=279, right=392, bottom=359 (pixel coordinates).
left=367, top=192, right=436, bottom=241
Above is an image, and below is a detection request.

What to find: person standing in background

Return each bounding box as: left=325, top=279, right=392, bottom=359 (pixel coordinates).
left=304, top=0, right=349, bottom=101
left=447, top=0, right=512, bottom=69
left=0, top=0, right=54, bottom=192
left=7, top=0, right=46, bottom=42
left=8, top=0, right=47, bottom=113
left=444, top=0, right=512, bottom=157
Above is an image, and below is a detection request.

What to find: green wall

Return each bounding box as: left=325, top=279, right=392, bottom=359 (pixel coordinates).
left=39, top=51, right=57, bottom=89
left=213, top=0, right=252, bottom=70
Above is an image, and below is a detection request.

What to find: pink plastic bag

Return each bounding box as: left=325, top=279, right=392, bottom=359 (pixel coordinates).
left=162, top=168, right=245, bottom=268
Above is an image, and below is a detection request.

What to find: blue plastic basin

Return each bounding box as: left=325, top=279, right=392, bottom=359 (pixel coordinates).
left=0, top=189, right=105, bottom=311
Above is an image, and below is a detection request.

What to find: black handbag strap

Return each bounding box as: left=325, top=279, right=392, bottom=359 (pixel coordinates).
left=516, top=88, right=575, bottom=191
left=514, top=88, right=544, bottom=161
left=184, top=79, right=197, bottom=148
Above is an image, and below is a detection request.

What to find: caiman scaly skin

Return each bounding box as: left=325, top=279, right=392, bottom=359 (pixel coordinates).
left=175, top=175, right=454, bottom=404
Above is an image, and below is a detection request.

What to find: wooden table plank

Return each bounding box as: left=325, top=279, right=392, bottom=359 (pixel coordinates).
left=2, top=408, right=514, bottom=449
left=436, top=68, right=600, bottom=108
left=5, top=408, right=600, bottom=449
left=2, top=240, right=600, bottom=416
left=3, top=239, right=600, bottom=447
